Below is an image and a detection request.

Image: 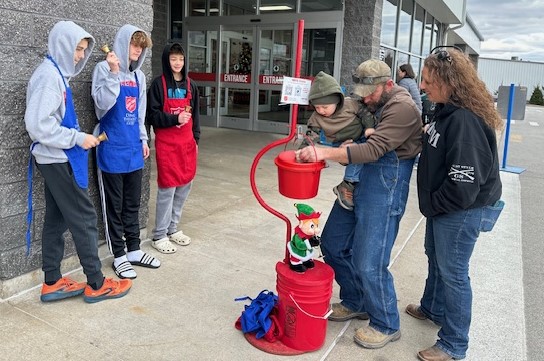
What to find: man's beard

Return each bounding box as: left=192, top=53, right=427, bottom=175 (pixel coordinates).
left=365, top=90, right=391, bottom=114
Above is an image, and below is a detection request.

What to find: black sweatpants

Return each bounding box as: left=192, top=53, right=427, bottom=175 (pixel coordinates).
left=37, top=162, right=103, bottom=285
left=99, top=169, right=143, bottom=258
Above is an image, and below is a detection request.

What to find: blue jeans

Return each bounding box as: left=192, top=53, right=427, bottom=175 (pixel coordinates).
left=320, top=151, right=414, bottom=334
left=419, top=202, right=504, bottom=359
left=330, top=137, right=365, bottom=184
left=343, top=163, right=361, bottom=183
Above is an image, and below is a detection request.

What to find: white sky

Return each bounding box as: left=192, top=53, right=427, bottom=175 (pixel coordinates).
left=467, top=0, right=544, bottom=62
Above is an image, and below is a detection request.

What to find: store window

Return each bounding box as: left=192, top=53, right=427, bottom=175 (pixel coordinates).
left=411, top=4, right=424, bottom=54
left=302, top=28, right=336, bottom=76
left=422, top=13, right=433, bottom=55
left=301, top=0, right=343, bottom=11
left=222, top=0, right=256, bottom=15
left=189, top=0, right=220, bottom=16
left=187, top=30, right=219, bottom=116
left=381, top=0, right=397, bottom=47
left=171, top=1, right=184, bottom=39
left=260, top=0, right=296, bottom=13
left=398, top=0, right=413, bottom=52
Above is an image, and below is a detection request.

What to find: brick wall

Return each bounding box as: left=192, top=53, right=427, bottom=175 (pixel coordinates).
left=0, top=1, right=154, bottom=282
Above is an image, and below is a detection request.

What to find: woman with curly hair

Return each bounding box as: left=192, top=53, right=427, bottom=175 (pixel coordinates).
left=406, top=47, right=504, bottom=361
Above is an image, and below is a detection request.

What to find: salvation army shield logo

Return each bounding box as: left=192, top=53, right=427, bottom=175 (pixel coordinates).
left=125, top=96, right=137, bottom=112
left=171, top=106, right=183, bottom=115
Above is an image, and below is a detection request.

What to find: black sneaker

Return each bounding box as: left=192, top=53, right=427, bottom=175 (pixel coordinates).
left=333, top=181, right=355, bottom=211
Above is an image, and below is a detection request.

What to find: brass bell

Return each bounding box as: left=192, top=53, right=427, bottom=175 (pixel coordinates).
left=100, top=44, right=111, bottom=54
left=97, top=132, right=108, bottom=142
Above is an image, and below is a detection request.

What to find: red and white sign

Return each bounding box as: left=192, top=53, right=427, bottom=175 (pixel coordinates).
left=280, top=77, right=312, bottom=105
left=222, top=73, right=251, bottom=83
left=259, top=75, right=283, bottom=85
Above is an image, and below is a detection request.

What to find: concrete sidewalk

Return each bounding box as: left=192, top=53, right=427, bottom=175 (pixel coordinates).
left=0, top=127, right=524, bottom=361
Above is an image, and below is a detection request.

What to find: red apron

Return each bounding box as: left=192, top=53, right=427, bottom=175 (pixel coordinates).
left=154, top=75, right=197, bottom=188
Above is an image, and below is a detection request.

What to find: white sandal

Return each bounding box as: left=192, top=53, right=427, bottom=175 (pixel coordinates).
left=168, top=231, right=191, bottom=246
left=151, top=237, right=177, bottom=254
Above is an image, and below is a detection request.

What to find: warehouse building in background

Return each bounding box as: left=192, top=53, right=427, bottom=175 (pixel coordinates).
left=0, top=0, right=480, bottom=298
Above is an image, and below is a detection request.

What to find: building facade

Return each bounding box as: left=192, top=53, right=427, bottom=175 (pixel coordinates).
left=0, top=0, right=479, bottom=298
left=478, top=57, right=544, bottom=101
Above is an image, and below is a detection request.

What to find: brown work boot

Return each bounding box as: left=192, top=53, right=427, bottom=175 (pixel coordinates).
left=406, top=304, right=428, bottom=320
left=333, top=180, right=355, bottom=211
left=418, top=346, right=453, bottom=361
left=353, top=325, right=401, bottom=349
left=328, top=302, right=368, bottom=321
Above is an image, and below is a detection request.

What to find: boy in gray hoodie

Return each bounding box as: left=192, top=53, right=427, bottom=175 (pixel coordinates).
left=305, top=71, right=375, bottom=211
left=25, top=21, right=132, bottom=303
left=92, top=25, right=159, bottom=279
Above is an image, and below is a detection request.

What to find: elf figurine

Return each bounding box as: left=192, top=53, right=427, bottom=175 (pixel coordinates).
left=287, top=203, right=321, bottom=273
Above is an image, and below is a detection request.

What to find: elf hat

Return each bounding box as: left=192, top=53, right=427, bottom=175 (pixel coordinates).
left=294, top=203, right=321, bottom=221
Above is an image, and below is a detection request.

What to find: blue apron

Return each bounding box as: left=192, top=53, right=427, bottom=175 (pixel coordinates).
left=48, top=55, right=90, bottom=188
left=96, top=74, right=143, bottom=173
left=26, top=55, right=88, bottom=254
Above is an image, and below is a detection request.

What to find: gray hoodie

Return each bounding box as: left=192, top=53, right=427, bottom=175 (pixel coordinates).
left=24, top=21, right=95, bottom=164
left=91, top=24, right=148, bottom=142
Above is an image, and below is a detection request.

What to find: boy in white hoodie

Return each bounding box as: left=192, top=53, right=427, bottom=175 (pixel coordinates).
left=25, top=21, right=132, bottom=303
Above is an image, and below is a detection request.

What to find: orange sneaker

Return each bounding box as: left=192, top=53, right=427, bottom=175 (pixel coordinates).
left=83, top=277, right=132, bottom=303
left=40, top=277, right=86, bottom=302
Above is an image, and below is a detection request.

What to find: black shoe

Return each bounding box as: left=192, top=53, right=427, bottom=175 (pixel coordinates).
left=290, top=263, right=307, bottom=273
left=303, top=260, right=315, bottom=269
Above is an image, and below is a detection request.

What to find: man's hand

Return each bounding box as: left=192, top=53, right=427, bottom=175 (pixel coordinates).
left=295, top=146, right=323, bottom=162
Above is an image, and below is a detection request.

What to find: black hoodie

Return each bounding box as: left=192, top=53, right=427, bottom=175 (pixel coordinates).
left=417, top=103, right=502, bottom=217
left=146, top=43, right=200, bottom=143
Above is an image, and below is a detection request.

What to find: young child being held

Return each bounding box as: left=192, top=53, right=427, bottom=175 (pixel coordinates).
left=303, top=71, right=375, bottom=211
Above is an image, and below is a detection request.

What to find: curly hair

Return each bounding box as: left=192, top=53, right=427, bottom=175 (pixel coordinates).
left=424, top=49, right=503, bottom=130
left=131, top=31, right=152, bottom=49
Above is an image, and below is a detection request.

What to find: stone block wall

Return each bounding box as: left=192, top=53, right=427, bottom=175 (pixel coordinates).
left=0, top=1, right=154, bottom=284
left=341, top=0, right=383, bottom=94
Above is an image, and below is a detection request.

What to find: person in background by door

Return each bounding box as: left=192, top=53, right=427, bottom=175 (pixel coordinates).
left=407, top=46, right=504, bottom=361
left=397, top=63, right=423, bottom=113
left=146, top=42, right=200, bottom=254
left=92, top=24, right=159, bottom=279
left=25, top=20, right=132, bottom=303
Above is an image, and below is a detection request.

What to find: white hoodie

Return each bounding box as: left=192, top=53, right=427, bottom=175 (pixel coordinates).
left=24, top=21, right=95, bottom=164
left=91, top=24, right=149, bottom=143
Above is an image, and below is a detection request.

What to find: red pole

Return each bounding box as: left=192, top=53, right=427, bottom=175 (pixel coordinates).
left=249, top=19, right=305, bottom=262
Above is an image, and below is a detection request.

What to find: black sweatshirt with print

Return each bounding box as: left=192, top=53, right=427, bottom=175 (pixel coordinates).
left=417, top=103, right=502, bottom=218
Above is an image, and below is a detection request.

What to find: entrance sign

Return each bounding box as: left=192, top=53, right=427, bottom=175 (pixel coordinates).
left=280, top=76, right=311, bottom=105
left=222, top=73, right=251, bottom=83
left=260, top=75, right=283, bottom=85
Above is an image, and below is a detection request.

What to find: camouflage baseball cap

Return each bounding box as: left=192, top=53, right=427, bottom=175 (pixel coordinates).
left=352, top=59, right=391, bottom=97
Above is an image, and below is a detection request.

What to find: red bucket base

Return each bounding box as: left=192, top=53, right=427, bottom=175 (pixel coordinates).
left=242, top=332, right=306, bottom=355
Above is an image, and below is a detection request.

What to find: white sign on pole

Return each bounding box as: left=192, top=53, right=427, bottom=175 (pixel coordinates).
left=280, top=76, right=312, bottom=105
